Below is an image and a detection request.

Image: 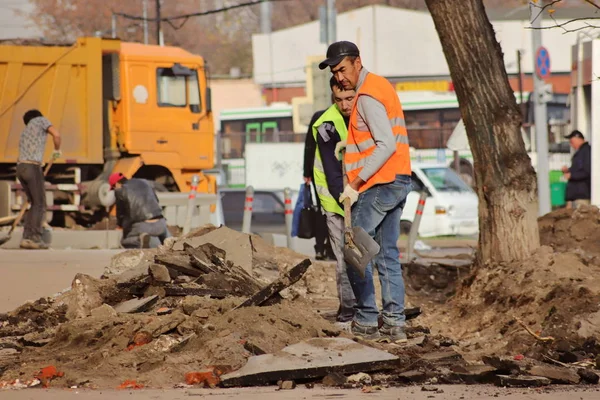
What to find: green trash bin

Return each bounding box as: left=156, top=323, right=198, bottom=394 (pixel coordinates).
left=549, top=170, right=564, bottom=184
left=550, top=182, right=567, bottom=207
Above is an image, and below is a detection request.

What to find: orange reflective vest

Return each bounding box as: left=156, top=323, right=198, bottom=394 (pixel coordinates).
left=344, top=72, right=411, bottom=193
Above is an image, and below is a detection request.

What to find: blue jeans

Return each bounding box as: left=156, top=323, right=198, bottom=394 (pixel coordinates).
left=347, top=174, right=412, bottom=327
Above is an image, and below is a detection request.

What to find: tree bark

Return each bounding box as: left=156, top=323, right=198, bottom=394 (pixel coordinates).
left=425, top=0, right=540, bottom=264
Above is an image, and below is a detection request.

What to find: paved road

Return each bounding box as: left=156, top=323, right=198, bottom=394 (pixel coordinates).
left=0, top=249, right=121, bottom=313
left=1, top=385, right=598, bottom=399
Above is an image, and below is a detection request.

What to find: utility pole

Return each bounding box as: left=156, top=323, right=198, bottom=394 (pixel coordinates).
left=326, top=0, right=336, bottom=45
left=260, top=0, right=271, bottom=34
left=155, top=0, right=163, bottom=46
left=517, top=50, right=523, bottom=114
left=111, top=14, right=117, bottom=38
left=529, top=1, right=551, bottom=215
left=143, top=0, right=149, bottom=45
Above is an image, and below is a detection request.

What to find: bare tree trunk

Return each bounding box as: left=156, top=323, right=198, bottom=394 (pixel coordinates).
left=425, top=0, right=540, bottom=264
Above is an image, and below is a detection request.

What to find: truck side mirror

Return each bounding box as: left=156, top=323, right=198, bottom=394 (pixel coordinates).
left=206, top=87, right=212, bottom=113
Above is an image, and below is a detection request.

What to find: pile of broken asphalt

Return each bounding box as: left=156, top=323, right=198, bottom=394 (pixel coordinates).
left=1, top=211, right=600, bottom=391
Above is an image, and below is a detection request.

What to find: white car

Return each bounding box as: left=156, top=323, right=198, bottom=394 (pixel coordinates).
left=401, top=164, right=479, bottom=237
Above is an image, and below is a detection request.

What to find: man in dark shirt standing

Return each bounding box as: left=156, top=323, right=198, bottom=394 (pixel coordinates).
left=562, top=130, right=591, bottom=208
left=310, top=77, right=357, bottom=328
left=303, top=112, right=332, bottom=260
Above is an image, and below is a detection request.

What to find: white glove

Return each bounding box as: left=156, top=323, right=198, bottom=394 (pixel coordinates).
left=334, top=140, right=347, bottom=161
left=51, top=150, right=62, bottom=160
left=339, top=184, right=359, bottom=206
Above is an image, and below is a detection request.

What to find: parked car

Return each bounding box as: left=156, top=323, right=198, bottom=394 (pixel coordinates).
left=401, top=164, right=478, bottom=237
left=219, top=188, right=287, bottom=235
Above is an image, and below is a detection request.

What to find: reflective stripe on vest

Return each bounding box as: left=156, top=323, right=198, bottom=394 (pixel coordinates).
left=344, top=72, right=411, bottom=193
left=312, top=105, right=348, bottom=216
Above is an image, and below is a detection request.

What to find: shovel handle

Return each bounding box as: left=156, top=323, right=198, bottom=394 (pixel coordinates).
left=8, top=159, right=54, bottom=235
left=341, top=151, right=353, bottom=232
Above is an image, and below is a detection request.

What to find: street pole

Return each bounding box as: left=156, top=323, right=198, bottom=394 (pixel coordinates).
left=529, top=1, right=551, bottom=215
left=327, top=0, right=336, bottom=45
left=517, top=50, right=523, bottom=115
left=260, top=0, right=271, bottom=34
left=155, top=0, right=163, bottom=46
left=111, top=14, right=117, bottom=38
left=143, top=0, right=149, bottom=45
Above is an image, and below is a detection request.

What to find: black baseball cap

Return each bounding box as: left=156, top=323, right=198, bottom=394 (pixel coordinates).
left=318, top=41, right=360, bottom=70
left=565, top=130, right=584, bottom=139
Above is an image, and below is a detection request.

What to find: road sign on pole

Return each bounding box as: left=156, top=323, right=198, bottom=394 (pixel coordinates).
left=535, top=46, right=551, bottom=80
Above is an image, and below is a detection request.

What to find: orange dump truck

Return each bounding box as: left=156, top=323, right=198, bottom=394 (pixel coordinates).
left=0, top=37, right=216, bottom=226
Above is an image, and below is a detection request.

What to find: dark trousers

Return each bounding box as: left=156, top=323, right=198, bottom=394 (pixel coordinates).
left=311, top=180, right=330, bottom=255
left=16, top=163, right=46, bottom=242
left=121, top=218, right=170, bottom=249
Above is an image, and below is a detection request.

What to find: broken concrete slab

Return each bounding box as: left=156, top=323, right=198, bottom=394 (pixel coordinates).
left=233, top=259, right=312, bottom=310
left=528, top=364, right=581, bottom=384
left=145, top=311, right=187, bottom=337
left=149, top=264, right=171, bottom=283
left=495, top=375, right=551, bottom=387
left=322, top=372, right=347, bottom=387
left=420, top=350, right=464, bottom=363
left=90, top=304, right=117, bottom=319
left=114, top=295, right=159, bottom=314
left=155, top=253, right=203, bottom=277
left=163, top=285, right=229, bottom=298
left=173, top=226, right=253, bottom=273
left=449, top=365, right=497, bottom=384
left=578, top=368, right=600, bottom=384
left=482, top=356, right=526, bottom=374
left=65, top=274, right=106, bottom=320
left=220, top=337, right=398, bottom=387
left=397, top=370, right=428, bottom=383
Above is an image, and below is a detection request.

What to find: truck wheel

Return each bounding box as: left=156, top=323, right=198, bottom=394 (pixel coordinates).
left=400, top=220, right=412, bottom=235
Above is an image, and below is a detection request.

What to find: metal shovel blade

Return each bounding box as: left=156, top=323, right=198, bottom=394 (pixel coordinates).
left=343, top=226, right=380, bottom=278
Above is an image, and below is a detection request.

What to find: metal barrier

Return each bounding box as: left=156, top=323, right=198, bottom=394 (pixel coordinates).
left=157, top=192, right=219, bottom=230
left=241, top=185, right=254, bottom=234
left=182, top=175, right=200, bottom=235
left=284, top=187, right=293, bottom=249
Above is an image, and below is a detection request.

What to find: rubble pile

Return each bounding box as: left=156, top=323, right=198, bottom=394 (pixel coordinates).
left=1, top=217, right=600, bottom=391
left=0, top=226, right=338, bottom=389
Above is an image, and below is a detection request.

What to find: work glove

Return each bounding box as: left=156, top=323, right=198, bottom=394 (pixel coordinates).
left=334, top=140, right=347, bottom=161
left=339, top=184, right=359, bottom=206
left=51, top=150, right=62, bottom=160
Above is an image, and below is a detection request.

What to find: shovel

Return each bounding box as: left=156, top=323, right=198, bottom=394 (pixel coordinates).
left=341, top=154, right=380, bottom=278
left=0, top=160, right=53, bottom=246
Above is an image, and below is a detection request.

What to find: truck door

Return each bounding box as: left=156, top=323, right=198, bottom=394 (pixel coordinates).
left=154, top=64, right=211, bottom=170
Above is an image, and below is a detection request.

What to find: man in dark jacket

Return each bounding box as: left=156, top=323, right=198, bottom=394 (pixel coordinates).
left=562, top=130, right=591, bottom=209
left=109, top=173, right=169, bottom=248
left=303, top=111, right=334, bottom=260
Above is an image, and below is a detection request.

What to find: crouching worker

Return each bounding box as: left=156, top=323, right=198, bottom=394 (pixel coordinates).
left=109, top=173, right=170, bottom=248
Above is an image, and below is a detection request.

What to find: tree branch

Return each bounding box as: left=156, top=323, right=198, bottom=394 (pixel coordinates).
left=527, top=17, right=600, bottom=30
left=530, top=0, right=564, bottom=25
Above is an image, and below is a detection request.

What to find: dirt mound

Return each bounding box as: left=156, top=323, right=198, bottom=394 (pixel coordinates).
left=421, top=245, right=600, bottom=362
left=539, top=205, right=600, bottom=258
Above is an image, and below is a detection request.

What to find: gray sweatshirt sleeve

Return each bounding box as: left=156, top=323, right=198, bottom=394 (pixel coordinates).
left=356, top=96, right=396, bottom=182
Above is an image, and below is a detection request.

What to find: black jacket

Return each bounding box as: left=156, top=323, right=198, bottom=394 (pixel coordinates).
left=303, top=110, right=326, bottom=178
left=566, top=142, right=591, bottom=201
left=115, top=178, right=163, bottom=234
left=316, top=115, right=350, bottom=208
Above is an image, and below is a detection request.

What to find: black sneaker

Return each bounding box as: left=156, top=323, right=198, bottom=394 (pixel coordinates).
left=379, top=324, right=407, bottom=344
left=350, top=322, right=380, bottom=341
left=315, top=251, right=327, bottom=261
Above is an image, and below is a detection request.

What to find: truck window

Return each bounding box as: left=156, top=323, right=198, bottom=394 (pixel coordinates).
left=157, top=68, right=186, bottom=107
left=188, top=72, right=201, bottom=113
